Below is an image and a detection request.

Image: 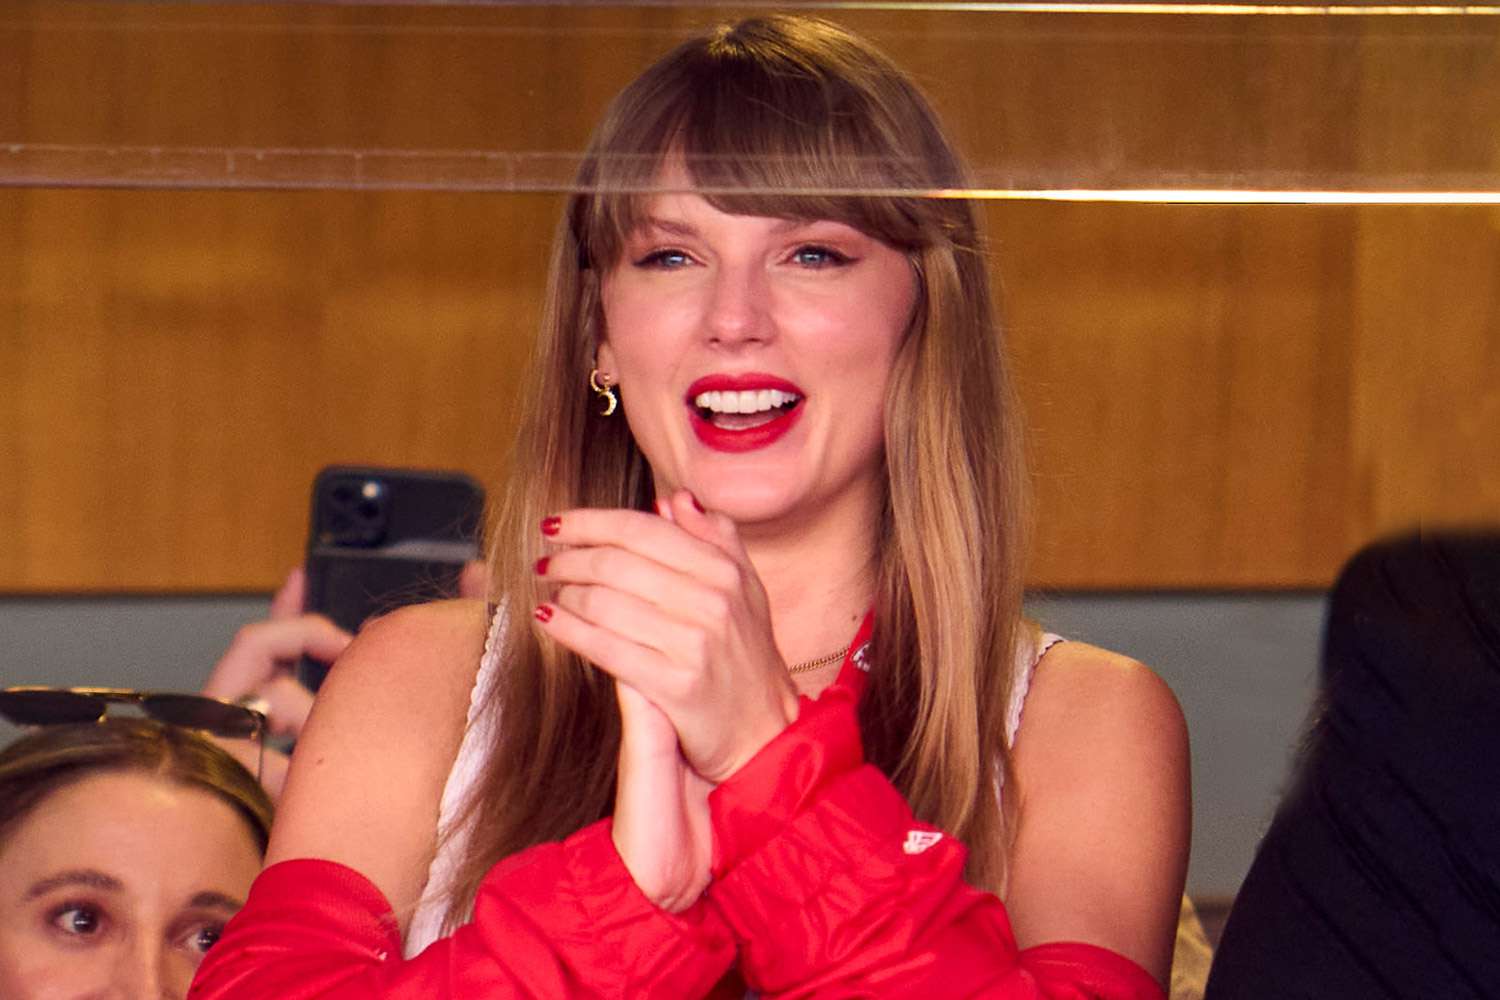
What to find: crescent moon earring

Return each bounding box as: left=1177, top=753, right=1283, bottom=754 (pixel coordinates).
left=589, top=368, right=618, bottom=417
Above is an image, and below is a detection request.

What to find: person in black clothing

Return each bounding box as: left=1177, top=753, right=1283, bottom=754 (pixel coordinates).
left=1206, top=531, right=1500, bottom=999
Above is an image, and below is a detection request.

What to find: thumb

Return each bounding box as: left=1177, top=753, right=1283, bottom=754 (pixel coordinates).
left=268, top=567, right=307, bottom=620
left=665, top=489, right=745, bottom=561
left=615, top=680, right=679, bottom=764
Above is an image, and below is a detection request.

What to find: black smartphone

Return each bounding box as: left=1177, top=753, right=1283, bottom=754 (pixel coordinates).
left=297, top=466, right=486, bottom=692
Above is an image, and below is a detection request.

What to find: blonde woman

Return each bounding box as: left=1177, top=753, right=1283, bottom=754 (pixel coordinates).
left=194, top=15, right=1188, bottom=999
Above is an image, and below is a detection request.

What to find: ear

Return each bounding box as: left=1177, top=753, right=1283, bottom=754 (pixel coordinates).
left=594, top=341, right=618, bottom=380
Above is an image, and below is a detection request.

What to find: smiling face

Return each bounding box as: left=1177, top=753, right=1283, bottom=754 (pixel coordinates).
left=597, top=184, right=918, bottom=531
left=0, top=770, right=262, bottom=999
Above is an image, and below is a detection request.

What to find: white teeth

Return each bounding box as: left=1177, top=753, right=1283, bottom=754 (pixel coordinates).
left=693, top=389, right=799, bottom=414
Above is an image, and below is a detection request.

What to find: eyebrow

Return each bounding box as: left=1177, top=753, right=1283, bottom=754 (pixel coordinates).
left=186, top=891, right=245, bottom=912
left=638, top=216, right=840, bottom=239
left=25, top=869, right=123, bottom=900
left=638, top=216, right=699, bottom=239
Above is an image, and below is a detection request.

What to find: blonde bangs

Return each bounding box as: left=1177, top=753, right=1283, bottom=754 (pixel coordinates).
left=569, top=17, right=970, bottom=271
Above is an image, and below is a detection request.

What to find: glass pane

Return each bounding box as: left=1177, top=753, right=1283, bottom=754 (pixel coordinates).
left=2, top=1, right=1496, bottom=200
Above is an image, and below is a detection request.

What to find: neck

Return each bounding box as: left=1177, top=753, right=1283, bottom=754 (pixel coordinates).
left=735, top=486, right=879, bottom=690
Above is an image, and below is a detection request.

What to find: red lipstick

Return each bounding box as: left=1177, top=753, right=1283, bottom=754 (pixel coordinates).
left=686, top=373, right=804, bottom=453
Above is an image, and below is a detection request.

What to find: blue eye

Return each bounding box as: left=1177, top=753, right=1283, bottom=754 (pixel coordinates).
left=635, top=248, right=692, bottom=269
left=791, top=245, right=851, bottom=268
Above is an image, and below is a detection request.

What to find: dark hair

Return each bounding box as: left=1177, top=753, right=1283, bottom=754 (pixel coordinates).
left=0, top=718, right=273, bottom=853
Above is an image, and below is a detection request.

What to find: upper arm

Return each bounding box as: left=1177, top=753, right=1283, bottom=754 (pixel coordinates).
left=1004, top=641, right=1190, bottom=987
left=265, top=598, right=489, bottom=929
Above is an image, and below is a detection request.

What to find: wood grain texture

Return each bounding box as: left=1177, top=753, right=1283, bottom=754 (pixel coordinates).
left=0, top=189, right=551, bottom=591
left=1350, top=208, right=1500, bottom=532
left=1, top=4, right=1496, bottom=592
left=1001, top=204, right=1366, bottom=589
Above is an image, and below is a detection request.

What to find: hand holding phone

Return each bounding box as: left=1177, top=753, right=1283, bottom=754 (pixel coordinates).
left=297, top=466, right=486, bottom=691
left=202, top=568, right=349, bottom=736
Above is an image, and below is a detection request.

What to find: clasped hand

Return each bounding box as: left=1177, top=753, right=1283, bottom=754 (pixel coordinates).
left=533, top=490, right=801, bottom=910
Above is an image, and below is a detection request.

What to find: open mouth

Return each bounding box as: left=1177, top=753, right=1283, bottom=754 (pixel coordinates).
left=685, top=375, right=806, bottom=453
left=692, top=388, right=803, bottom=430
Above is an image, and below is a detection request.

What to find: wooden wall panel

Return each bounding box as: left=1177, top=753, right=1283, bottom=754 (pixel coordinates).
left=1351, top=208, right=1500, bottom=531
left=0, top=189, right=556, bottom=591
left=6, top=192, right=1494, bottom=592
left=1002, top=204, right=1365, bottom=589
left=2, top=4, right=1497, bottom=592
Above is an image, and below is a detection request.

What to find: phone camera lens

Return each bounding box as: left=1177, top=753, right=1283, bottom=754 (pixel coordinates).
left=320, top=476, right=389, bottom=547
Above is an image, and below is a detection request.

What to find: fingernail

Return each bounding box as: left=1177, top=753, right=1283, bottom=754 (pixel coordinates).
left=540, top=516, right=561, bottom=536
left=533, top=603, right=554, bottom=623
left=534, top=556, right=549, bottom=575
left=689, top=493, right=705, bottom=513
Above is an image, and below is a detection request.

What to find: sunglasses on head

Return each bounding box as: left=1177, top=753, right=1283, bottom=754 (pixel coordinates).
left=0, top=686, right=267, bottom=778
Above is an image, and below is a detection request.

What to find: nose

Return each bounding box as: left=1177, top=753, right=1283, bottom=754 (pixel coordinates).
left=704, top=258, right=772, bottom=347
left=110, top=938, right=181, bottom=1000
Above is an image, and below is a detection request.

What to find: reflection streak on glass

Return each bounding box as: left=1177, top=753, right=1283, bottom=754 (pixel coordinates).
left=3, top=2, right=1495, bottom=197
left=1, top=145, right=1497, bottom=202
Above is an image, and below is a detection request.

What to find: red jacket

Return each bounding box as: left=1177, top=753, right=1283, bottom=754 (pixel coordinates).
left=192, top=638, right=1162, bottom=999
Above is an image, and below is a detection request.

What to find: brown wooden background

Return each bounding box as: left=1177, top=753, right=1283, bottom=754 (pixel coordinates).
left=1, top=3, right=1496, bottom=592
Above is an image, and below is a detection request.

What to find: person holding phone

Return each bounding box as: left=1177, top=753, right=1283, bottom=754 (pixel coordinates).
left=198, top=568, right=351, bottom=800
left=200, top=562, right=489, bottom=800
left=194, top=15, right=1190, bottom=999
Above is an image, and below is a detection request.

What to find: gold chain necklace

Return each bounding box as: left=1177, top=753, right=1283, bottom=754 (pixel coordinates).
left=788, top=647, right=847, bottom=675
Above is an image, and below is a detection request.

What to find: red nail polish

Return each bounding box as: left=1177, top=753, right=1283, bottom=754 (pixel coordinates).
left=533, top=604, right=554, bottom=623
left=540, top=516, right=561, bottom=536
left=690, top=494, right=705, bottom=513
left=534, top=556, right=549, bottom=575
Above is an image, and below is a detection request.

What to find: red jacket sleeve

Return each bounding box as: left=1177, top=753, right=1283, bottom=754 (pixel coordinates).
left=705, top=686, right=1165, bottom=1000
left=189, top=818, right=735, bottom=999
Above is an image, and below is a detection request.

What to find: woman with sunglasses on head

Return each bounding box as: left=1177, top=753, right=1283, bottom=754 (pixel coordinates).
left=0, top=718, right=272, bottom=998
left=194, top=15, right=1190, bottom=999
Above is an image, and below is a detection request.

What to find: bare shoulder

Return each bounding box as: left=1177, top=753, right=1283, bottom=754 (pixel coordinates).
left=290, top=597, right=490, bottom=763
left=1018, top=641, right=1187, bottom=762
left=326, top=597, right=491, bottom=711
left=267, top=598, right=492, bottom=923
left=1012, top=640, right=1189, bottom=833
left=1006, top=641, right=1190, bottom=986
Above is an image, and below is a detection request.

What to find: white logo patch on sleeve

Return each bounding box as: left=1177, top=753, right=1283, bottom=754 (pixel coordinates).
left=902, top=830, right=943, bottom=855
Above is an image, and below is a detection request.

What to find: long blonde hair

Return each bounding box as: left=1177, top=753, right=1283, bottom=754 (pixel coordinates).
left=445, top=14, right=1029, bottom=925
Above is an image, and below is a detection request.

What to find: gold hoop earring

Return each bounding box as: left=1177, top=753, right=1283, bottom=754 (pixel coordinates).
left=589, top=368, right=618, bottom=417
